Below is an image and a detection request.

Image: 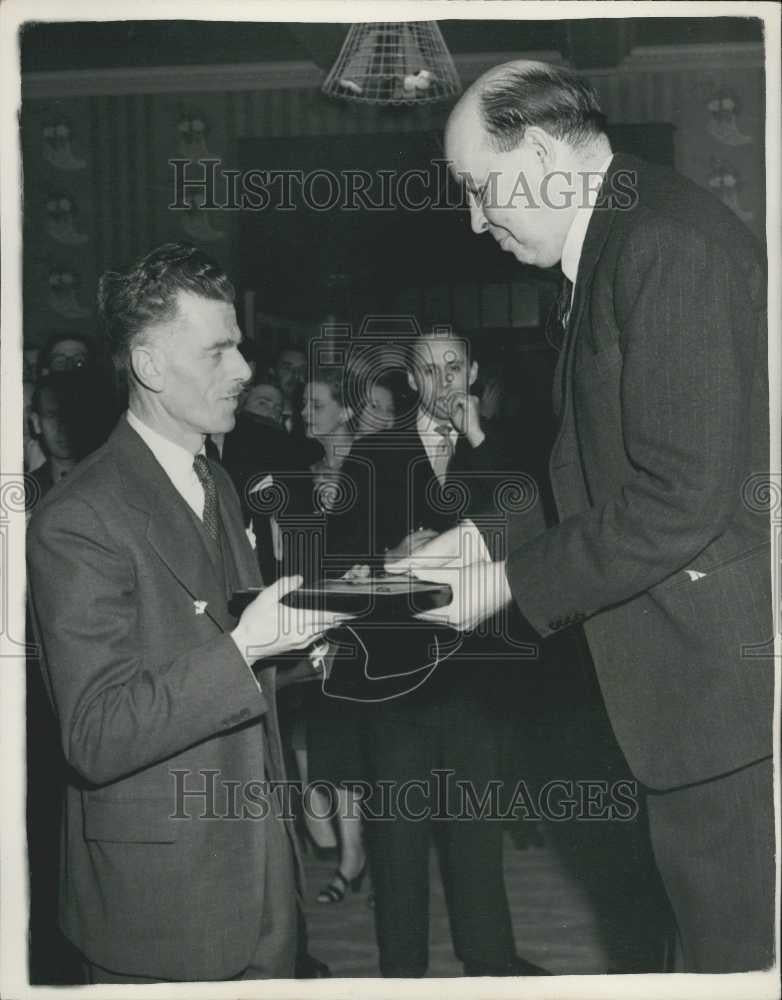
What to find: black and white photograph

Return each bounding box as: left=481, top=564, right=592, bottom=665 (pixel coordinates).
left=0, top=2, right=779, bottom=997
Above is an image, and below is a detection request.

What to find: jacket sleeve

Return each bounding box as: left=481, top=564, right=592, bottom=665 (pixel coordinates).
left=27, top=494, right=268, bottom=786
left=505, top=216, right=762, bottom=637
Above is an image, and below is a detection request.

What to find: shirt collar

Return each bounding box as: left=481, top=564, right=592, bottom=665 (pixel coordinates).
left=560, top=154, right=614, bottom=287
left=126, top=409, right=204, bottom=480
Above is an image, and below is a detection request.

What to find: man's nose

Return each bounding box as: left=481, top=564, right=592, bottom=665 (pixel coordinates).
left=469, top=199, right=488, bottom=235
left=235, top=352, right=252, bottom=383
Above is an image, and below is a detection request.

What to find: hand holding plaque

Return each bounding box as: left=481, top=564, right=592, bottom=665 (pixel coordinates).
left=385, top=521, right=491, bottom=575
left=404, top=560, right=513, bottom=633
left=230, top=576, right=352, bottom=667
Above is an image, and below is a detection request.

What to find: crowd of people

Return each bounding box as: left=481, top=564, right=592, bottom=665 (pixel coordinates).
left=23, top=57, right=773, bottom=985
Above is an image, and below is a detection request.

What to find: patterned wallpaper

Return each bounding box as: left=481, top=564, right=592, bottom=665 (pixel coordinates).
left=21, top=45, right=765, bottom=347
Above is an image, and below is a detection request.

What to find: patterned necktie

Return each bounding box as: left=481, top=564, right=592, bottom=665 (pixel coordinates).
left=432, top=423, right=454, bottom=485
left=193, top=454, right=219, bottom=541
left=546, top=273, right=574, bottom=351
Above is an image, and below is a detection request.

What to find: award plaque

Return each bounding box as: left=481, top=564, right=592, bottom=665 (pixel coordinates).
left=229, top=574, right=452, bottom=620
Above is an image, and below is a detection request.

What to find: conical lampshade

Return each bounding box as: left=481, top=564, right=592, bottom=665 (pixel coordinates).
left=322, top=21, right=461, bottom=106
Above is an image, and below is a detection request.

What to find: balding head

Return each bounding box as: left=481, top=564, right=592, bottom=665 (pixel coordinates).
left=445, top=60, right=611, bottom=270
left=450, top=60, right=607, bottom=153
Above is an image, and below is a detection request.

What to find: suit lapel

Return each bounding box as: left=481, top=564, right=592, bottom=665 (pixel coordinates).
left=111, top=419, right=236, bottom=634
left=550, top=156, right=623, bottom=461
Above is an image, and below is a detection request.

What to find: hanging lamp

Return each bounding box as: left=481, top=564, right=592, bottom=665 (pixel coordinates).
left=322, top=21, right=461, bottom=106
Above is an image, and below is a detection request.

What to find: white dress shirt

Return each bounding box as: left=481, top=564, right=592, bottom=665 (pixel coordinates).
left=126, top=410, right=206, bottom=520
left=560, top=154, right=615, bottom=306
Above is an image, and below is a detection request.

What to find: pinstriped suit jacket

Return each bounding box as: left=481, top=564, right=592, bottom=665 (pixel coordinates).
left=500, top=154, right=772, bottom=790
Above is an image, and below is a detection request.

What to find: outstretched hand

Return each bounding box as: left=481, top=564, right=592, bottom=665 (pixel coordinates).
left=232, top=576, right=351, bottom=665
left=385, top=523, right=490, bottom=575
left=406, top=560, right=513, bottom=632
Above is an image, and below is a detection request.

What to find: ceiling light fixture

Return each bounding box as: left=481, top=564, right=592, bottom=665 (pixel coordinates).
left=322, top=21, right=461, bottom=106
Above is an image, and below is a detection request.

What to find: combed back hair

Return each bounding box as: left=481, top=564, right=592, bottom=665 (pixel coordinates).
left=479, top=65, right=607, bottom=151
left=97, top=242, right=235, bottom=373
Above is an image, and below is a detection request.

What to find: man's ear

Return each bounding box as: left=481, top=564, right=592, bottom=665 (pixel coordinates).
left=523, top=126, right=557, bottom=172
left=130, top=343, right=164, bottom=392
left=406, top=370, right=419, bottom=394
left=30, top=412, right=42, bottom=436
left=342, top=406, right=355, bottom=427
left=468, top=360, right=479, bottom=389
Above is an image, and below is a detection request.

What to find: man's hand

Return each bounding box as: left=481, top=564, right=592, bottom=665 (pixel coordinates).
left=231, top=576, right=350, bottom=666
left=385, top=522, right=491, bottom=574
left=342, top=563, right=371, bottom=582
left=450, top=392, right=485, bottom=448
left=408, top=560, right=513, bottom=632
left=384, top=527, right=440, bottom=563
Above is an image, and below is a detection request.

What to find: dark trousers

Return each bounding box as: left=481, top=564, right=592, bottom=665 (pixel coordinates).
left=364, top=695, right=516, bottom=977
left=646, top=755, right=774, bottom=973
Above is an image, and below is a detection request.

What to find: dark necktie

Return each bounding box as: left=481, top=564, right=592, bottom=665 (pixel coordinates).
left=546, top=273, right=574, bottom=351
left=193, top=454, right=219, bottom=541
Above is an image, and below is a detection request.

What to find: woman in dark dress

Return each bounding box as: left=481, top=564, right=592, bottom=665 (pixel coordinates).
left=284, top=364, right=399, bottom=903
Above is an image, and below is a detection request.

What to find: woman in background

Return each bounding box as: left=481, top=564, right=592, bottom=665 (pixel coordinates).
left=290, top=365, right=399, bottom=903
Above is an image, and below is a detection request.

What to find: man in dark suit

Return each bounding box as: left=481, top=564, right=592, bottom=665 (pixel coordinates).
left=394, top=61, right=774, bottom=973
left=222, top=380, right=293, bottom=583
left=26, top=243, right=345, bottom=983
left=332, top=329, right=547, bottom=978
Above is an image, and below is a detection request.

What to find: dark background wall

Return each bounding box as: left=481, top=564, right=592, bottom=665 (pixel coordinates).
left=20, top=18, right=765, bottom=349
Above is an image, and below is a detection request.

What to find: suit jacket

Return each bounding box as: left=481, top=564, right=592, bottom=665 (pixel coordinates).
left=334, top=426, right=543, bottom=566
left=498, top=154, right=772, bottom=790
left=25, top=460, right=54, bottom=510
left=27, top=418, right=296, bottom=981
left=221, top=412, right=301, bottom=583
